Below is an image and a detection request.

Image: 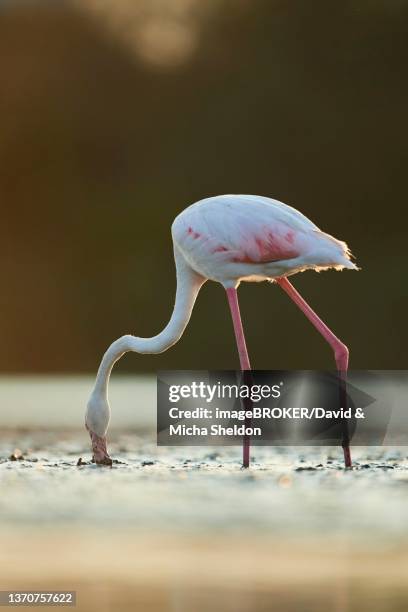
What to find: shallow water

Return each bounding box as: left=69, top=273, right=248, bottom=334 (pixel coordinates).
left=0, top=374, right=155, bottom=429
left=1, top=429, right=408, bottom=537
left=1, top=377, right=408, bottom=611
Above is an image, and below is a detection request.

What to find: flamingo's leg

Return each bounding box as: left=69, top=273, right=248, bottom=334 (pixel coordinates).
left=277, top=277, right=352, bottom=468
left=226, top=287, right=252, bottom=468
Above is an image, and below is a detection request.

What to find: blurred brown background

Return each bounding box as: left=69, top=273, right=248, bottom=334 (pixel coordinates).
left=0, top=0, right=407, bottom=373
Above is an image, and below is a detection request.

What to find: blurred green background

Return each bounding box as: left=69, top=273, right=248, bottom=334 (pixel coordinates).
left=0, top=0, right=407, bottom=373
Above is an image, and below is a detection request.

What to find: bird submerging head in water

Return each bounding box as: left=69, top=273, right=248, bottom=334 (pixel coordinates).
left=86, top=194, right=357, bottom=468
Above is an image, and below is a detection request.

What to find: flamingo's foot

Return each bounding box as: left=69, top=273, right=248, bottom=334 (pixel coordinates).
left=87, top=427, right=112, bottom=466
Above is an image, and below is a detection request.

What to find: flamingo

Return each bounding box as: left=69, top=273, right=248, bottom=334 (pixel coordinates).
left=86, top=194, right=357, bottom=468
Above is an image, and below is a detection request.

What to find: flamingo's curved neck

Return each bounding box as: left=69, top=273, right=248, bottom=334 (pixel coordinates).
left=92, top=249, right=205, bottom=399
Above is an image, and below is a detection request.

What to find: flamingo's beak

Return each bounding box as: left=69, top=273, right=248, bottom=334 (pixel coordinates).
left=86, top=424, right=112, bottom=466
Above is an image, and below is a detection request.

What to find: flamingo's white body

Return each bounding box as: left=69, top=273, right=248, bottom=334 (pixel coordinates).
left=86, top=195, right=357, bottom=467
left=173, top=195, right=354, bottom=285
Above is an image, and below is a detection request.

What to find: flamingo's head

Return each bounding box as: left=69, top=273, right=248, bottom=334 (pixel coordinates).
left=85, top=393, right=112, bottom=465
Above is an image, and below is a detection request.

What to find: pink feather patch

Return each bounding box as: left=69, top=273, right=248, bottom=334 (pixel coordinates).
left=233, top=231, right=299, bottom=263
